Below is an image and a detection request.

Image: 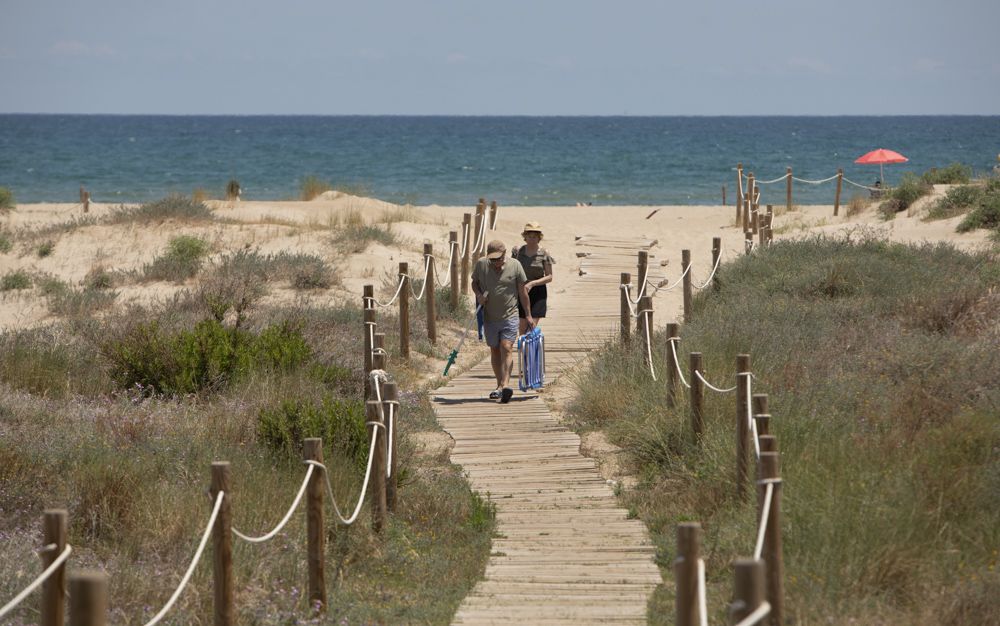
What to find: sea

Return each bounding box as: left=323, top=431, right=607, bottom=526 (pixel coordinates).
left=1, top=115, right=998, bottom=206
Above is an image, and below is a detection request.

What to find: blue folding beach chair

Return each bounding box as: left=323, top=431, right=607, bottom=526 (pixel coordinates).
left=516, top=327, right=545, bottom=392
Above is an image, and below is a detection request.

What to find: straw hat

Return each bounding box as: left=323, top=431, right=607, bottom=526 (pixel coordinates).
left=521, top=222, right=543, bottom=238
left=486, top=240, right=506, bottom=260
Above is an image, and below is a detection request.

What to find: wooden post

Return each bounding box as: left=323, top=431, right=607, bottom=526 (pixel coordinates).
left=665, top=322, right=679, bottom=408
left=711, top=237, right=721, bottom=292
left=745, top=230, right=754, bottom=255
left=303, top=439, right=326, bottom=610
left=82, top=192, right=90, bottom=214
left=68, top=571, right=106, bottom=626
left=736, top=354, right=751, bottom=500
left=638, top=296, right=653, bottom=347
left=79, top=185, right=86, bottom=204
left=398, top=262, right=410, bottom=360
left=620, top=273, right=631, bottom=343
left=759, top=452, right=784, bottom=626
left=372, top=350, right=387, bottom=374
left=460, top=212, right=472, bottom=295
left=681, top=249, right=692, bottom=323
left=449, top=231, right=459, bottom=311
left=363, top=307, right=375, bottom=399
left=637, top=250, right=649, bottom=290
left=766, top=205, right=774, bottom=245
left=424, top=243, right=437, bottom=344
left=753, top=394, right=769, bottom=437
left=489, top=200, right=498, bottom=229
left=690, top=352, right=704, bottom=439
left=42, top=509, right=68, bottom=626
left=383, top=382, right=399, bottom=512
left=373, top=333, right=385, bottom=365
left=728, top=559, right=766, bottom=625
left=744, top=173, right=754, bottom=231
left=362, top=284, right=374, bottom=311
left=834, top=168, right=844, bottom=216
left=785, top=167, right=793, bottom=212
left=735, top=163, right=744, bottom=226
left=759, top=434, right=776, bottom=454
left=722, top=184, right=726, bottom=206
left=368, top=401, right=388, bottom=533
left=211, top=462, right=233, bottom=626
left=674, top=522, right=702, bottom=626
left=472, top=204, right=484, bottom=263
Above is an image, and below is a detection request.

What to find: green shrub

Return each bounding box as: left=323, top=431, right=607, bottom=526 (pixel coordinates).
left=433, top=287, right=471, bottom=322
left=957, top=194, right=1000, bottom=232
left=0, top=186, right=14, bottom=211
left=47, top=286, right=118, bottom=317
left=334, top=223, right=396, bottom=251
left=142, top=235, right=209, bottom=282
left=300, top=176, right=332, bottom=201
left=84, top=266, right=115, bottom=290
left=1, top=270, right=31, bottom=291
left=102, top=318, right=311, bottom=395
left=269, top=252, right=336, bottom=289
left=879, top=173, right=932, bottom=217
left=0, top=231, right=12, bottom=253
left=927, top=184, right=985, bottom=221
left=107, top=194, right=214, bottom=224
left=36, top=240, right=55, bottom=258
left=922, top=163, right=972, bottom=185
left=225, top=179, right=241, bottom=200
left=257, top=396, right=367, bottom=465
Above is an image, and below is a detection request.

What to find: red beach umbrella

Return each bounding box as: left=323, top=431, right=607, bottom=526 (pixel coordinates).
left=854, top=148, right=909, bottom=186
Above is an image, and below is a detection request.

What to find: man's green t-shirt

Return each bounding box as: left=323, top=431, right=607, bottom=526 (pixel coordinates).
left=471, top=258, right=527, bottom=322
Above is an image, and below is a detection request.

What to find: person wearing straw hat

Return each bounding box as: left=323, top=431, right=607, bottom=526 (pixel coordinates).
left=513, top=222, right=555, bottom=335
left=472, top=239, right=534, bottom=403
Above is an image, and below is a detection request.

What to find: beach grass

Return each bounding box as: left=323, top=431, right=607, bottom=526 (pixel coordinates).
left=107, top=194, right=215, bottom=224
left=140, top=235, right=211, bottom=283
left=1, top=269, right=32, bottom=291
left=0, top=186, right=14, bottom=211
left=569, top=233, right=1000, bottom=624
left=300, top=176, right=332, bottom=201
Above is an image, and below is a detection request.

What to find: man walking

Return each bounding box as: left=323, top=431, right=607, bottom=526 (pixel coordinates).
left=471, top=240, right=534, bottom=403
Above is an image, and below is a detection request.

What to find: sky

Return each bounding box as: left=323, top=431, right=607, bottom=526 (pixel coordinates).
left=2, top=0, right=999, bottom=115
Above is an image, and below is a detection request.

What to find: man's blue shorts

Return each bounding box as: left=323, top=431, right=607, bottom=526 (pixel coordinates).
left=484, top=317, right=519, bottom=347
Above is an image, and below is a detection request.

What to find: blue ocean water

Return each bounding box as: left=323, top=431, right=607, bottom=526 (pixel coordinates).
left=1, top=115, right=998, bottom=206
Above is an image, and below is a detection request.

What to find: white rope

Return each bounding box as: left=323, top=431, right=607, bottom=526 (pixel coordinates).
left=792, top=174, right=840, bottom=185
left=386, top=401, right=398, bottom=478
left=694, top=369, right=737, bottom=393
left=471, top=212, right=489, bottom=254
left=754, top=482, right=774, bottom=560
left=144, top=491, right=224, bottom=626
left=307, top=426, right=378, bottom=525
left=628, top=263, right=651, bottom=303
left=669, top=337, right=691, bottom=389
left=745, top=375, right=760, bottom=459
left=697, top=558, right=708, bottom=626
left=619, top=283, right=639, bottom=316
left=641, top=309, right=657, bottom=381
left=754, top=173, right=790, bottom=184
left=408, top=254, right=432, bottom=301
left=458, top=221, right=470, bottom=257
left=693, top=251, right=722, bottom=290
left=371, top=274, right=407, bottom=307
left=232, top=464, right=314, bottom=543
left=842, top=176, right=881, bottom=191
left=0, top=544, right=73, bottom=620
left=434, top=242, right=459, bottom=287
left=734, top=601, right=772, bottom=626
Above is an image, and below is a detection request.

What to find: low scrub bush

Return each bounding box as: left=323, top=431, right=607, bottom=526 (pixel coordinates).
left=47, top=286, right=118, bottom=317
left=269, top=252, right=336, bottom=289
left=927, top=183, right=985, bottom=221
left=1, top=270, right=31, bottom=291
left=0, top=231, right=11, bottom=253
left=300, top=176, right=332, bottom=201
left=257, top=396, right=367, bottom=465
left=84, top=266, right=116, bottom=289
left=107, top=194, right=214, bottom=224
left=36, top=240, right=55, bottom=258
left=879, top=173, right=932, bottom=217
left=0, top=326, right=110, bottom=396
left=142, top=235, right=209, bottom=282
left=957, top=177, right=1000, bottom=233
left=0, top=186, right=14, bottom=211
left=921, top=162, right=972, bottom=185
left=334, top=223, right=396, bottom=252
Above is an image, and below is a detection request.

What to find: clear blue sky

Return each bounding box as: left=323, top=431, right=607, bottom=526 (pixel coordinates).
left=2, top=0, right=998, bottom=115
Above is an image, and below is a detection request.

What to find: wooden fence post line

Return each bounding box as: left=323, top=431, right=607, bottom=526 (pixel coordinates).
left=473, top=205, right=484, bottom=263
left=69, top=571, right=106, bottom=626
left=620, top=273, right=631, bottom=343
left=449, top=231, right=459, bottom=311
left=399, top=262, right=410, bottom=360
left=760, top=452, right=784, bottom=626
left=735, top=163, right=744, bottom=226
left=489, top=200, right=498, bottom=229
left=424, top=244, right=437, bottom=344
left=711, top=237, right=721, bottom=292
left=211, top=462, right=233, bottom=626
left=637, top=250, right=649, bottom=289
left=303, top=439, right=326, bottom=610
left=42, top=509, right=68, bottom=626
left=367, top=401, right=388, bottom=533
left=785, top=167, right=793, bottom=212
left=681, top=249, right=692, bottom=323
left=674, top=522, right=702, bottom=626
left=690, top=352, right=704, bottom=439
left=363, top=307, right=375, bottom=399
left=753, top=394, right=770, bottom=436
left=383, top=382, right=399, bottom=512
left=736, top=354, right=751, bottom=500
left=834, top=168, right=844, bottom=216
left=461, top=213, right=472, bottom=295
left=728, top=558, right=766, bottom=625
left=665, top=322, right=679, bottom=408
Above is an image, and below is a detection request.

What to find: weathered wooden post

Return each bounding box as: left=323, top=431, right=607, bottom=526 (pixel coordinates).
left=735, top=163, right=744, bottom=226
left=766, top=205, right=774, bottom=245
left=398, top=262, right=410, bottom=360
left=711, top=237, right=721, bottom=292
left=424, top=243, right=436, bottom=344
left=690, top=352, right=704, bottom=439
left=637, top=250, right=649, bottom=292
left=745, top=230, right=754, bottom=255
left=736, top=354, right=751, bottom=500
left=758, top=434, right=776, bottom=455
left=211, top=462, right=233, bottom=626
left=785, top=167, right=793, bottom=212
left=744, top=173, right=754, bottom=231
left=728, top=559, right=766, bottom=625
left=722, top=184, right=727, bottom=206
left=681, top=249, right=692, bottom=323
left=367, top=401, right=388, bottom=533
left=665, top=322, right=679, bottom=408
left=675, top=522, right=702, bottom=626
left=362, top=284, right=374, bottom=311
left=460, top=212, right=472, bottom=295
left=759, top=452, right=784, bottom=626
left=489, top=200, right=498, bottom=229
left=753, top=394, right=769, bottom=437
left=363, top=306, right=375, bottom=399
left=383, top=382, right=399, bottom=512
left=304, top=439, right=326, bottom=610
left=373, top=333, right=385, bottom=364
left=834, top=168, right=844, bottom=216
left=620, top=273, right=631, bottom=343
left=68, top=571, right=106, bottom=626
left=638, top=296, right=653, bottom=349
left=42, top=509, right=68, bottom=626
left=472, top=203, right=484, bottom=263
left=82, top=191, right=90, bottom=214
left=79, top=185, right=86, bottom=204
left=449, top=231, right=459, bottom=311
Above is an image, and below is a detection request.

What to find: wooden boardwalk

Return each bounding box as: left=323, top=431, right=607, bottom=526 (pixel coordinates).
left=434, top=236, right=663, bottom=625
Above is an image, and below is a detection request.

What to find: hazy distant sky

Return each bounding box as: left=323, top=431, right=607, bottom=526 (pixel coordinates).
left=2, top=0, right=998, bottom=115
